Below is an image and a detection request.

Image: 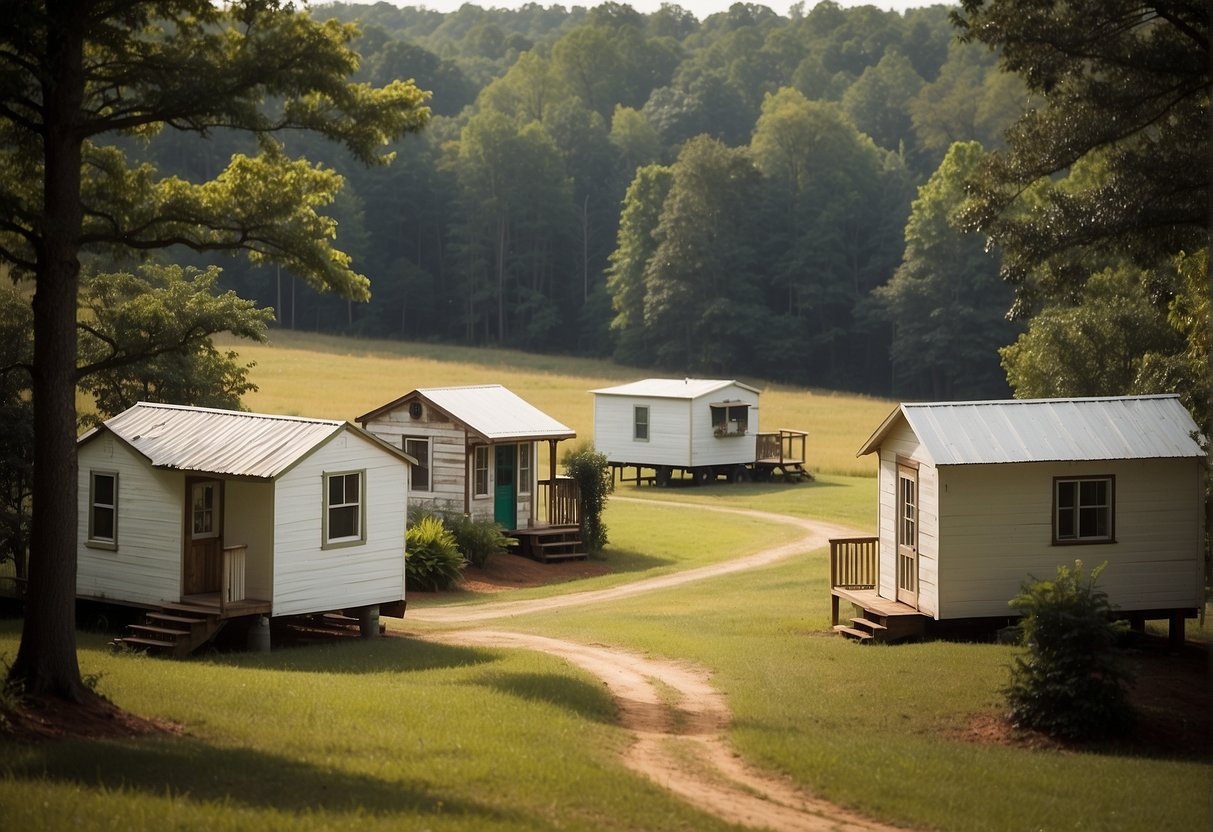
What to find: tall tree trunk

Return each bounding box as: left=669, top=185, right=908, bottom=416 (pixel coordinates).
left=10, top=4, right=88, bottom=701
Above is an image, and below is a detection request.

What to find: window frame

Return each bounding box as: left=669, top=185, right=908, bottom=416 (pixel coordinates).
left=517, top=442, right=532, bottom=496
left=473, top=446, right=490, bottom=498
left=633, top=405, right=650, bottom=442
left=86, top=470, right=118, bottom=550
left=710, top=403, right=750, bottom=436
left=323, top=469, right=367, bottom=549
left=403, top=436, right=431, bottom=493
left=1052, top=475, right=1116, bottom=545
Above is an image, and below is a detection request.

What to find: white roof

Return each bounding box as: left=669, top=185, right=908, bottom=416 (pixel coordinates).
left=360, top=385, right=575, bottom=442
left=84, top=402, right=402, bottom=479
left=858, top=395, right=1206, bottom=465
left=591, top=378, right=760, bottom=400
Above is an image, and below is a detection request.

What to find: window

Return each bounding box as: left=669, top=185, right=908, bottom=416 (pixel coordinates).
left=473, top=446, right=489, bottom=497
left=1054, top=476, right=1114, bottom=544
left=710, top=403, right=749, bottom=436
left=633, top=405, right=650, bottom=441
left=403, top=437, right=430, bottom=492
left=87, top=471, right=117, bottom=549
left=324, top=470, right=365, bottom=547
left=191, top=481, right=218, bottom=538
left=518, top=443, right=532, bottom=496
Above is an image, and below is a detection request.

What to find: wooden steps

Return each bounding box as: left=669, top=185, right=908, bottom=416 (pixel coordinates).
left=833, top=617, right=888, bottom=643
left=830, top=588, right=929, bottom=644
left=508, top=525, right=587, bottom=563
left=114, top=603, right=225, bottom=658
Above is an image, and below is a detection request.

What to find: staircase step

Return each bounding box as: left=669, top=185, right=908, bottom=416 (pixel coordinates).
left=851, top=617, right=887, bottom=633
left=129, top=624, right=192, bottom=639
left=147, top=611, right=210, bottom=626
left=833, top=625, right=873, bottom=642
left=116, top=635, right=178, bottom=650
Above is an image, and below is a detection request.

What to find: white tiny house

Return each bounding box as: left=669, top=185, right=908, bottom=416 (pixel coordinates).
left=76, top=402, right=412, bottom=641
left=358, top=385, right=576, bottom=531
left=831, top=395, right=1207, bottom=644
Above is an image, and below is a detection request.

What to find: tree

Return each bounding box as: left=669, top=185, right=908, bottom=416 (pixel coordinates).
left=871, top=142, right=1018, bottom=400
left=0, top=1, right=428, bottom=703
left=605, top=163, right=672, bottom=364
left=952, top=0, right=1209, bottom=312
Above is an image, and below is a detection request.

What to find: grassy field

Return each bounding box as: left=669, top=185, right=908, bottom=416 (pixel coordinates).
left=4, top=334, right=1208, bottom=831
left=221, top=330, right=895, bottom=478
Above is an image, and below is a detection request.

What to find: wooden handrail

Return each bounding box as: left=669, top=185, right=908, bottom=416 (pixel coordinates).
left=537, top=476, right=580, bottom=527
left=829, top=537, right=878, bottom=590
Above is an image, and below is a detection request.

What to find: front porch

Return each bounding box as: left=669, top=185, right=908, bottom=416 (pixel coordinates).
left=508, top=476, right=586, bottom=562
left=829, top=536, right=927, bottom=642
left=755, top=429, right=811, bottom=481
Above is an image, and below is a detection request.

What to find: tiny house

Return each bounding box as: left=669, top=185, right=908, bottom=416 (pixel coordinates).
left=358, top=385, right=576, bottom=532
left=830, top=395, right=1207, bottom=644
left=592, top=378, right=807, bottom=484
left=77, top=402, right=412, bottom=653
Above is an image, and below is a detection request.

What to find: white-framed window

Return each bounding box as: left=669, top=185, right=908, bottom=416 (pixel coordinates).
left=518, top=442, right=532, bottom=496
left=324, top=470, right=366, bottom=548
left=473, top=446, right=490, bottom=497
left=87, top=470, right=118, bottom=550
left=191, top=481, right=218, bottom=539
left=633, top=405, right=650, bottom=441
left=403, top=437, right=430, bottom=492
left=710, top=403, right=749, bottom=436
left=1054, top=475, right=1114, bottom=544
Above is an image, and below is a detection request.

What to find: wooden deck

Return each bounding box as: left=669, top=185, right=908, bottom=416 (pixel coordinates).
left=831, top=587, right=929, bottom=643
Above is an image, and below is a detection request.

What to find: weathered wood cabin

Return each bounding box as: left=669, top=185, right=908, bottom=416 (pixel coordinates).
left=592, top=378, right=808, bottom=484
left=831, top=395, right=1207, bottom=644
left=358, top=385, right=583, bottom=560
left=76, top=402, right=412, bottom=655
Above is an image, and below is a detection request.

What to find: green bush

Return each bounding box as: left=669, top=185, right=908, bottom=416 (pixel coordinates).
left=1004, top=560, right=1134, bottom=740
left=405, top=515, right=466, bottom=592
left=563, top=444, right=613, bottom=554
left=445, top=513, right=516, bottom=568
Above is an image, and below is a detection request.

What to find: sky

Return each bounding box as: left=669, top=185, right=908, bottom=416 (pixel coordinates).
left=327, top=1, right=937, bottom=19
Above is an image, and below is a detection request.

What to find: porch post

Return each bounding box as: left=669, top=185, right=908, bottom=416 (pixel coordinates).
left=548, top=439, right=558, bottom=525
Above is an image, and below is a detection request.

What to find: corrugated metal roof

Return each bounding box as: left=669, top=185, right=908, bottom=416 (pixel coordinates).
left=858, top=395, right=1205, bottom=464
left=91, top=402, right=351, bottom=479
left=415, top=385, right=575, bottom=441
left=591, top=378, right=760, bottom=399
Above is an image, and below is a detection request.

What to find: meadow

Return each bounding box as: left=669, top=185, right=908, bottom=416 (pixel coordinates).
left=2, top=333, right=1208, bottom=832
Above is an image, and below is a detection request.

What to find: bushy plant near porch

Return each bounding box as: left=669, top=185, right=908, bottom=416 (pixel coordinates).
left=405, top=514, right=466, bottom=591
left=1004, top=560, right=1135, bottom=740
left=443, top=512, right=516, bottom=568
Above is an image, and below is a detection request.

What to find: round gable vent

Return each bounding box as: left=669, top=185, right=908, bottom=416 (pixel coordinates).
left=408, top=401, right=423, bottom=420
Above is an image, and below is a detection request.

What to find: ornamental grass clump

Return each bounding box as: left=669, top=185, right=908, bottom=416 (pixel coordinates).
left=405, top=514, right=466, bottom=592
left=445, top=513, right=516, bottom=568
left=1004, top=560, right=1134, bottom=740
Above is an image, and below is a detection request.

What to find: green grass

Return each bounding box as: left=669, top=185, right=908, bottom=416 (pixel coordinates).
left=219, top=330, right=893, bottom=478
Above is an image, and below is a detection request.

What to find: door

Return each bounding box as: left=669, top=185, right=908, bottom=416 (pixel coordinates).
left=184, top=478, right=222, bottom=596
left=896, top=464, right=918, bottom=607
left=494, top=444, right=517, bottom=530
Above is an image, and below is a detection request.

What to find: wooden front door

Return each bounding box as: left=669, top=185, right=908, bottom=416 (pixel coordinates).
left=184, top=479, right=222, bottom=596
left=494, top=444, right=517, bottom=530
left=896, top=464, right=918, bottom=607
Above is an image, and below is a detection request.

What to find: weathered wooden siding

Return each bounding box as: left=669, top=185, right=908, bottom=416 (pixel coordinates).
left=223, top=479, right=275, bottom=602
left=594, top=383, right=760, bottom=469
left=77, top=435, right=182, bottom=605
left=272, top=429, right=408, bottom=617
left=875, top=421, right=939, bottom=615
left=936, top=458, right=1206, bottom=618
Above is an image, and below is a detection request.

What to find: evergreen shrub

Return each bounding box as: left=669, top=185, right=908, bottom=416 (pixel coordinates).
left=563, top=444, right=613, bottom=554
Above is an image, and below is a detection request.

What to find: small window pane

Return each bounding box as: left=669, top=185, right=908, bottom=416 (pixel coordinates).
left=93, top=507, right=115, bottom=540
left=330, top=505, right=358, bottom=539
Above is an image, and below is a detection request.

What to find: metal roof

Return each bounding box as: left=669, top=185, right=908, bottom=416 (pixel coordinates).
left=858, top=395, right=1206, bottom=465
left=591, top=378, right=760, bottom=399
left=361, top=385, right=575, bottom=442
left=86, top=402, right=388, bottom=479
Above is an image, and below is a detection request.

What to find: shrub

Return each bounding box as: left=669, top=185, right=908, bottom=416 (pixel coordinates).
left=405, top=515, right=466, bottom=592
left=1004, top=560, right=1135, bottom=740
left=563, top=444, right=613, bottom=554
left=445, top=513, right=516, bottom=568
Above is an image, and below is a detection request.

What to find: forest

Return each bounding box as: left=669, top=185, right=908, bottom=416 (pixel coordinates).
left=116, top=1, right=1027, bottom=400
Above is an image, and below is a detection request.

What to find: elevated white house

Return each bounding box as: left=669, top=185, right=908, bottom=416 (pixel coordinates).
left=831, top=394, right=1207, bottom=644
left=77, top=402, right=412, bottom=653
left=358, top=385, right=576, bottom=532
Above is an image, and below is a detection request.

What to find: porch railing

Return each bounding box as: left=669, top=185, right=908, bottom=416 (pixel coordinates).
left=221, top=544, right=247, bottom=612
left=537, top=476, right=580, bottom=527
left=829, top=536, right=877, bottom=626
left=755, top=429, right=808, bottom=464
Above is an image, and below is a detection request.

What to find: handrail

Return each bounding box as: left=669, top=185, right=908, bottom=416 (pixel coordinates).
left=537, top=476, right=580, bottom=527
left=829, top=536, right=878, bottom=590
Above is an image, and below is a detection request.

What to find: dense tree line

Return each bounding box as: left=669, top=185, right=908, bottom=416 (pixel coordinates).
left=126, top=1, right=1031, bottom=398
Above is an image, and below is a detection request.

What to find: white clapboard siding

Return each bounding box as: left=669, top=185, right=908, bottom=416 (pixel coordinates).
left=271, top=430, right=407, bottom=617
left=874, top=420, right=938, bottom=612
left=77, top=436, right=182, bottom=606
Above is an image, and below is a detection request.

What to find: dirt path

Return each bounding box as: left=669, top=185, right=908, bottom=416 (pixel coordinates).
left=410, top=499, right=902, bottom=832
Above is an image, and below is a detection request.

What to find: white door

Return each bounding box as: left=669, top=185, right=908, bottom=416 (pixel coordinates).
left=896, top=465, right=918, bottom=607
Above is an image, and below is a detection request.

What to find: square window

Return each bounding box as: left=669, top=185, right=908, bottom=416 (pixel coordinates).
left=1054, top=476, right=1114, bottom=544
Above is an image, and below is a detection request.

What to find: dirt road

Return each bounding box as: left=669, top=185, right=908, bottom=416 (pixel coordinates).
left=409, top=500, right=901, bottom=832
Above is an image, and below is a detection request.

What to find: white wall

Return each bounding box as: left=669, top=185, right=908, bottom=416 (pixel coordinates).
left=223, top=479, right=275, bottom=602
left=272, top=428, right=408, bottom=617
left=936, top=458, right=1206, bottom=618
left=77, top=435, right=182, bottom=606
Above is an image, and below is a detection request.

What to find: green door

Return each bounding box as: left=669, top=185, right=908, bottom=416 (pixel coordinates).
left=494, top=444, right=517, bottom=529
